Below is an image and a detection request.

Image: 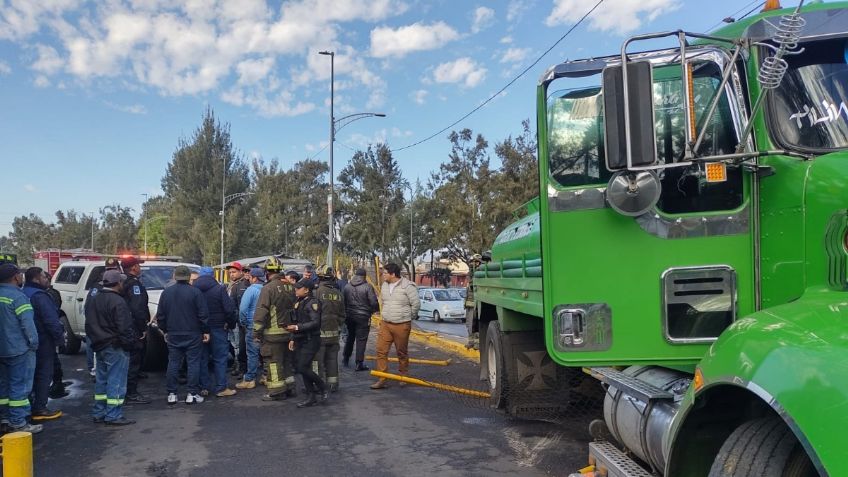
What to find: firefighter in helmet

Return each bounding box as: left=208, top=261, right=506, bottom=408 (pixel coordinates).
left=252, top=256, right=297, bottom=400
left=465, top=254, right=483, bottom=350
left=264, top=256, right=284, bottom=283
left=314, top=265, right=345, bottom=392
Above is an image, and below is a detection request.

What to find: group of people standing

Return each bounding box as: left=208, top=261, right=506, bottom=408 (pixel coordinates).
left=0, top=253, right=423, bottom=432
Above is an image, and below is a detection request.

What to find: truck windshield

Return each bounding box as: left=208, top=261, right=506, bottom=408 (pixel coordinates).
left=768, top=37, right=848, bottom=151
left=140, top=265, right=200, bottom=290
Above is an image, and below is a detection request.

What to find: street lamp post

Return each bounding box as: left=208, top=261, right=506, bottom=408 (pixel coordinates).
left=141, top=193, right=148, bottom=256
left=220, top=192, right=254, bottom=266
left=90, top=212, right=95, bottom=252
left=319, top=50, right=386, bottom=267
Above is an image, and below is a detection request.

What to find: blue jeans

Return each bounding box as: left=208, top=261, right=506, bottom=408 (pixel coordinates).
left=166, top=334, right=202, bottom=394
left=243, top=326, right=259, bottom=381
left=92, top=346, right=129, bottom=423
left=0, top=351, right=36, bottom=427
left=209, top=327, right=230, bottom=393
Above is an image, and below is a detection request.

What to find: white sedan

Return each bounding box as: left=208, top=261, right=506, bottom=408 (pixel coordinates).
left=417, top=288, right=466, bottom=322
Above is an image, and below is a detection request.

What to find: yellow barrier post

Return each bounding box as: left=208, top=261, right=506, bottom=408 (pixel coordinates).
left=365, top=356, right=451, bottom=366
left=370, top=370, right=490, bottom=399
left=1, top=431, right=34, bottom=477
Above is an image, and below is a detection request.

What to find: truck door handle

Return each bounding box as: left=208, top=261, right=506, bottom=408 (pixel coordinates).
left=77, top=298, right=84, bottom=302
left=556, top=309, right=585, bottom=347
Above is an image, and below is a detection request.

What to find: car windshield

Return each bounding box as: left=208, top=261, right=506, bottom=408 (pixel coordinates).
left=140, top=265, right=200, bottom=290
left=768, top=37, right=848, bottom=151
left=432, top=289, right=461, bottom=301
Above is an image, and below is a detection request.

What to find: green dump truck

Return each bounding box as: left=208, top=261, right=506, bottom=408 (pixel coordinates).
left=473, top=2, right=848, bottom=475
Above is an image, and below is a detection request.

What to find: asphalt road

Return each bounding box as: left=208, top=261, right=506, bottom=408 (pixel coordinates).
left=34, top=337, right=594, bottom=477
left=412, top=317, right=468, bottom=339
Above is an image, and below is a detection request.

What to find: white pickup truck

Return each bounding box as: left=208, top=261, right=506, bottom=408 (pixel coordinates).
left=51, top=260, right=200, bottom=370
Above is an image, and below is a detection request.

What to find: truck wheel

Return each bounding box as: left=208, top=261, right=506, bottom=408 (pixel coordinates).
left=485, top=321, right=507, bottom=409
left=142, top=325, right=168, bottom=371
left=433, top=310, right=442, bottom=323
left=708, top=417, right=816, bottom=477
left=58, top=314, right=81, bottom=355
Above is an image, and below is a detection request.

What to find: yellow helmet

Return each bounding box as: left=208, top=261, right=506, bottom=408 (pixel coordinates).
left=316, top=264, right=334, bottom=278
left=264, top=256, right=283, bottom=272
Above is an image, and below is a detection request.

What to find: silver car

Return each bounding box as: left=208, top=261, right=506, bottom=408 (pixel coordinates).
left=417, top=288, right=466, bottom=322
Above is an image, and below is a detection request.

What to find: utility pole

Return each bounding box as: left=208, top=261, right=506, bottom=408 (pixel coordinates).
left=141, top=193, right=148, bottom=256
left=90, top=213, right=95, bottom=252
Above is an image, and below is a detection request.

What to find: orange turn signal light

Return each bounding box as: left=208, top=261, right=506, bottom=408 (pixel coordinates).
left=762, top=0, right=782, bottom=11
left=705, top=162, right=727, bottom=183
left=694, top=368, right=705, bottom=392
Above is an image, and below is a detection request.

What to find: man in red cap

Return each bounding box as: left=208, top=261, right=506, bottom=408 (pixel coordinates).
left=120, top=257, right=151, bottom=404
left=226, top=262, right=249, bottom=376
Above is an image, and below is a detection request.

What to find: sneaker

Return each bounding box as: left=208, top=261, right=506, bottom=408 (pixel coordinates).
left=31, top=409, right=63, bottom=421
left=10, top=423, right=43, bottom=434
left=235, top=380, right=255, bottom=389
left=216, top=388, right=237, bottom=397
left=167, top=393, right=178, bottom=405
left=125, top=394, right=152, bottom=405
left=185, top=393, right=204, bottom=404
left=370, top=379, right=388, bottom=390
left=105, top=417, right=135, bottom=426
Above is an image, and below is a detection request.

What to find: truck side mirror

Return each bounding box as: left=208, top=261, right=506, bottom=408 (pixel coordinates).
left=481, top=251, right=492, bottom=263
left=603, top=61, right=657, bottom=170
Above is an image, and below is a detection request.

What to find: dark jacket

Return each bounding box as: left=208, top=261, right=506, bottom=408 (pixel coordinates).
left=122, top=274, right=149, bottom=336
left=228, top=277, right=250, bottom=310
left=194, top=275, right=236, bottom=330
left=292, top=294, right=321, bottom=340
left=316, top=279, right=345, bottom=338
left=22, top=283, right=64, bottom=345
left=84, top=287, right=135, bottom=352
left=254, top=278, right=295, bottom=342
left=343, top=275, right=379, bottom=320
left=156, top=282, right=210, bottom=335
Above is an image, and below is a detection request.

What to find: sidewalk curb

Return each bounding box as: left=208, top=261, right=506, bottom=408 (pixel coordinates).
left=371, top=315, right=480, bottom=362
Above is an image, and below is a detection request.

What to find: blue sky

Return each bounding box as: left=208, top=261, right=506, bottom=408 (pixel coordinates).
left=0, top=0, right=769, bottom=238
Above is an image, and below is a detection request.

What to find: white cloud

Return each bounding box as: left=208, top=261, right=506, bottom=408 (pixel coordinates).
left=431, top=58, right=486, bottom=88
left=391, top=127, right=412, bottom=138
left=4, top=0, right=405, bottom=117
left=33, top=75, right=51, bottom=88
left=105, top=101, right=148, bottom=114
left=23, top=184, right=37, bottom=193
left=411, top=89, right=428, bottom=105
left=507, top=0, right=533, bottom=22
left=370, top=22, right=460, bottom=58
left=500, top=35, right=513, bottom=44
left=500, top=47, right=530, bottom=63
left=31, top=44, right=64, bottom=74
left=471, top=6, right=495, bottom=34
left=0, top=61, right=10, bottom=75
left=546, top=0, right=680, bottom=35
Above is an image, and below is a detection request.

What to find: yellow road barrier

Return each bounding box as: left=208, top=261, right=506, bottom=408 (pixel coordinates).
left=371, top=370, right=490, bottom=399
left=364, top=356, right=452, bottom=366
left=1, top=431, right=33, bottom=477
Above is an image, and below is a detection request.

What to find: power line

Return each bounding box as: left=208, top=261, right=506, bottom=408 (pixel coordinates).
left=705, top=1, right=764, bottom=32
left=390, top=0, right=606, bottom=153
left=306, top=142, right=329, bottom=161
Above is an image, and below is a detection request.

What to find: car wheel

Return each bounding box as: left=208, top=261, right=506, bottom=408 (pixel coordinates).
left=433, top=310, right=442, bottom=323
left=485, top=321, right=507, bottom=409
left=58, top=314, right=81, bottom=355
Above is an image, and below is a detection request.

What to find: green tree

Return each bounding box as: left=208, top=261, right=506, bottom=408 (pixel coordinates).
left=137, top=195, right=173, bottom=256
left=54, top=210, right=95, bottom=250
left=161, top=108, right=250, bottom=264
left=2, top=214, right=55, bottom=264
left=98, top=204, right=137, bottom=254
left=337, top=144, right=406, bottom=263
left=491, top=119, right=539, bottom=227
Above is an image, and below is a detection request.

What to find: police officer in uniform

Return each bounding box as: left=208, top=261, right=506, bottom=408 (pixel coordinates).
left=465, top=254, right=483, bottom=350
left=253, top=262, right=297, bottom=401
left=314, top=265, right=345, bottom=392
left=287, top=280, right=327, bottom=408
left=120, top=257, right=151, bottom=404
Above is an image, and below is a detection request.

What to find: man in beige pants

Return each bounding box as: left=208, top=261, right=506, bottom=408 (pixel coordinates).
left=371, top=262, right=420, bottom=390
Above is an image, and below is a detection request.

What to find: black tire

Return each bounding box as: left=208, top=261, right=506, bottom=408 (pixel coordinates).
left=142, top=324, right=168, bottom=371
left=58, top=314, right=81, bottom=355
left=485, top=321, right=508, bottom=409
left=708, top=417, right=817, bottom=477
left=433, top=310, right=442, bottom=323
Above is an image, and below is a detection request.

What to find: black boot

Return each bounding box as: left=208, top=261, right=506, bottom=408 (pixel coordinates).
left=49, top=384, right=69, bottom=399
left=354, top=361, right=370, bottom=372
left=296, top=393, right=317, bottom=408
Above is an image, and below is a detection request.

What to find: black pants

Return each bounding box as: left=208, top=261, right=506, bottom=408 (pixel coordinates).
left=294, top=336, right=324, bottom=394
left=126, top=337, right=144, bottom=395
left=51, top=349, right=63, bottom=388
left=32, top=339, right=55, bottom=411
left=343, top=317, right=370, bottom=363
